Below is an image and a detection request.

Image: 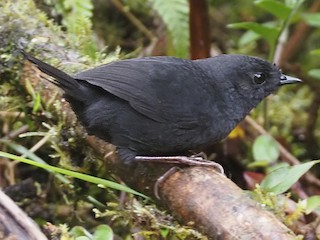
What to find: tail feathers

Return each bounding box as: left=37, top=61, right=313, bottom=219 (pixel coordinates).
left=21, top=49, right=80, bottom=93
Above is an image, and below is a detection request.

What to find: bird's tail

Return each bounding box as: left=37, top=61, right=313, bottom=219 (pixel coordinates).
left=21, top=49, right=80, bottom=95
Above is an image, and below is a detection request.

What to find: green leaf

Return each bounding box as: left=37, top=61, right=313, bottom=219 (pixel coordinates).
left=255, top=0, right=292, bottom=20
left=151, top=0, right=189, bottom=58
left=0, top=151, right=149, bottom=199
left=252, top=135, right=280, bottom=163
left=160, top=228, right=170, bottom=238
left=2, top=140, right=73, bottom=187
left=93, top=225, right=113, bottom=240
left=261, top=160, right=320, bottom=194
left=302, top=13, right=320, bottom=27
left=310, top=49, right=320, bottom=56
left=228, top=22, right=279, bottom=46
left=308, top=69, right=320, bottom=80
left=71, top=226, right=91, bottom=238
left=57, top=0, right=97, bottom=58
left=32, top=92, right=42, bottom=113
left=306, top=196, right=320, bottom=214
left=285, top=0, right=305, bottom=8
left=247, top=160, right=269, bottom=168
left=239, top=30, right=261, bottom=47
left=76, top=237, right=91, bottom=240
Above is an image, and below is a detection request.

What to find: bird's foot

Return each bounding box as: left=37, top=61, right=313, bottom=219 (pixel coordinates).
left=153, top=156, right=224, bottom=199
left=190, top=152, right=207, bottom=159
left=120, top=152, right=224, bottom=199
left=134, top=155, right=224, bottom=175
left=154, top=167, right=180, bottom=199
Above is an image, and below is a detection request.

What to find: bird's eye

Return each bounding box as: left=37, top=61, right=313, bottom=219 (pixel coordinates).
left=253, top=73, right=266, bottom=84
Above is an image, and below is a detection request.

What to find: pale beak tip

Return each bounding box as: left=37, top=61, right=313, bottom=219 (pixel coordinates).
left=280, top=74, right=302, bottom=85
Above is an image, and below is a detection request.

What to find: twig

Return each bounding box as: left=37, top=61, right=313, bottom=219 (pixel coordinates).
left=21, top=135, right=50, bottom=158
left=2, top=125, right=29, bottom=140
left=0, top=112, right=25, bottom=118
left=280, top=1, right=320, bottom=65
left=274, top=0, right=304, bottom=64
left=111, top=0, right=156, bottom=42
left=0, top=190, right=47, bottom=239
left=245, top=116, right=320, bottom=187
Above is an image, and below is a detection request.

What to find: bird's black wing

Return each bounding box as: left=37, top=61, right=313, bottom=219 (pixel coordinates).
left=74, top=57, right=207, bottom=129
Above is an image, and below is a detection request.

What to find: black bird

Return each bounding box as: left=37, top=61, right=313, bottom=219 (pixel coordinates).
left=22, top=51, right=301, bottom=168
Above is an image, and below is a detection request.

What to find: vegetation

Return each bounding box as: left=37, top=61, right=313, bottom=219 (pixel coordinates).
left=1, top=0, right=320, bottom=239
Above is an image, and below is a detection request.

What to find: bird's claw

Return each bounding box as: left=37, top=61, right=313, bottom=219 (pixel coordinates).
left=134, top=155, right=224, bottom=174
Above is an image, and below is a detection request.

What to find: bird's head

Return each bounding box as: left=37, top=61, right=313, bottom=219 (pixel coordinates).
left=215, top=55, right=301, bottom=106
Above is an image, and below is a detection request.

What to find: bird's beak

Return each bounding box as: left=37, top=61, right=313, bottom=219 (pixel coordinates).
left=280, top=74, right=302, bottom=85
